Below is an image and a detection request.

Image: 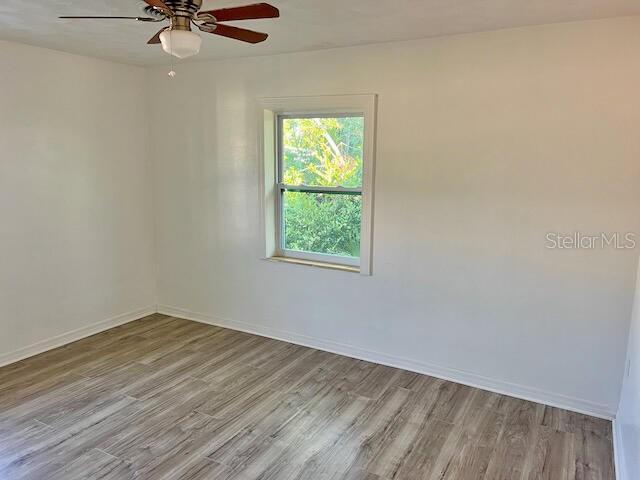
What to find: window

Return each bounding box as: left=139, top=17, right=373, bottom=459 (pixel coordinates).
left=260, top=95, right=376, bottom=274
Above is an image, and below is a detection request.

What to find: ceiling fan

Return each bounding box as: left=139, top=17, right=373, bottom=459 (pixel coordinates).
left=60, top=0, right=279, bottom=59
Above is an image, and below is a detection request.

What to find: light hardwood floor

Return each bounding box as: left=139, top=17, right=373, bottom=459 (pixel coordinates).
left=0, top=314, right=614, bottom=480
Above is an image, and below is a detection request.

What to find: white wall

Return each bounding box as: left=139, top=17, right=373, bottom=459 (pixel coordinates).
left=0, top=41, right=156, bottom=362
left=616, top=256, right=640, bottom=479
left=150, top=17, right=640, bottom=417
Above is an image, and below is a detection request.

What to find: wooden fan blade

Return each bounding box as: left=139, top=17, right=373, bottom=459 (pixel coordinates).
left=59, top=16, right=156, bottom=22
left=143, top=0, right=171, bottom=12
left=199, top=3, right=279, bottom=22
left=148, top=27, right=168, bottom=44
left=200, top=23, right=268, bottom=43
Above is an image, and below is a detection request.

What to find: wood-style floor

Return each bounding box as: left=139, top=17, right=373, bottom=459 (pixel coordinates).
left=0, top=314, right=614, bottom=480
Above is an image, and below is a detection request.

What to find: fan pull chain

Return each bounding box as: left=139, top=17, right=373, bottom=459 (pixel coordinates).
left=168, top=30, right=176, bottom=78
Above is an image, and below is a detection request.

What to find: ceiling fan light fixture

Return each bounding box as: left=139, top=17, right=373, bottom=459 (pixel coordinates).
left=159, top=29, right=202, bottom=59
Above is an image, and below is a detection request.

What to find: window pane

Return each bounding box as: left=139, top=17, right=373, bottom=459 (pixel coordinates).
left=281, top=116, right=364, bottom=188
left=282, top=191, right=361, bottom=257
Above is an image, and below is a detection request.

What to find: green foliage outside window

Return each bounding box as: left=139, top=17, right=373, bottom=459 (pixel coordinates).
left=281, top=116, right=364, bottom=258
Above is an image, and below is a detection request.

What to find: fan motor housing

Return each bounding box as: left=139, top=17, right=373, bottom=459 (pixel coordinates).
left=164, top=0, right=203, bottom=16
left=154, top=0, right=202, bottom=31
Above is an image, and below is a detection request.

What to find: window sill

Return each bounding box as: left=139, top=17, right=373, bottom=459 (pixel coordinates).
left=266, top=256, right=360, bottom=273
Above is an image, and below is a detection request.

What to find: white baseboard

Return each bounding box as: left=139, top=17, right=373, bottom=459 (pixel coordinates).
left=0, top=305, right=157, bottom=368
left=157, top=304, right=615, bottom=420
left=612, top=419, right=627, bottom=480
left=1, top=302, right=614, bottom=421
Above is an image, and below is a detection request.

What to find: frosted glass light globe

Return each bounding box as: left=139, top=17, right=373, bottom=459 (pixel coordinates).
left=160, top=30, right=202, bottom=59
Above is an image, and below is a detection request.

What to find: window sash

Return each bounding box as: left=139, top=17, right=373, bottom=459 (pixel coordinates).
left=275, top=114, right=364, bottom=265
left=277, top=188, right=362, bottom=264
left=276, top=114, right=364, bottom=188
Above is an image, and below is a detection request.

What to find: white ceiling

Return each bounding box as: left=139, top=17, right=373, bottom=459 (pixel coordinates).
left=1, top=0, right=639, bottom=65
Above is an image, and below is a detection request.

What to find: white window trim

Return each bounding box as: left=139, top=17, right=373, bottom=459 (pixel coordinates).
left=258, top=94, right=377, bottom=275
